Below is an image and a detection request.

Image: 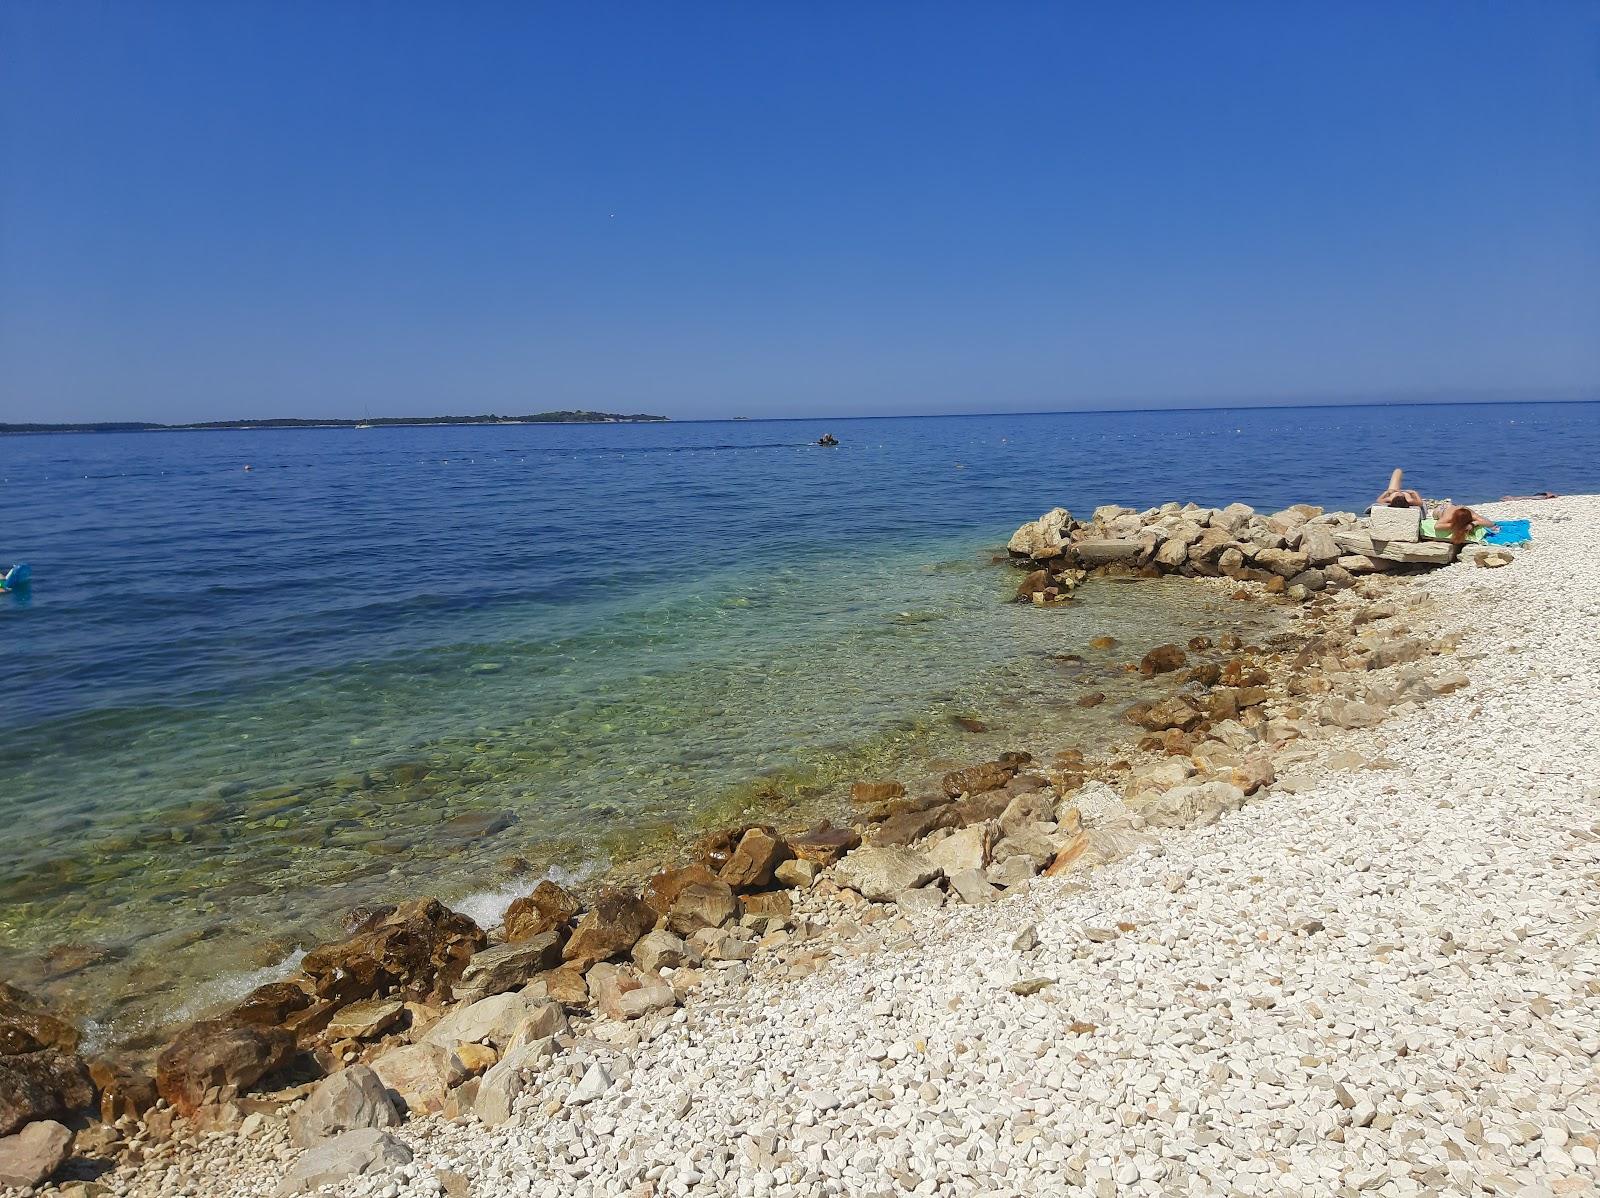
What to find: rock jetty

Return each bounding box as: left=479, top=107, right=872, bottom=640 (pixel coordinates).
left=1007, top=500, right=1494, bottom=605
left=4, top=496, right=1588, bottom=1198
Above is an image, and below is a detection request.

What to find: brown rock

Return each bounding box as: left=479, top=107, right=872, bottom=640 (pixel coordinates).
left=87, top=1059, right=157, bottom=1123
left=0, top=985, right=78, bottom=1057
left=952, top=714, right=990, bottom=732
left=1185, top=662, right=1222, bottom=687
left=562, top=891, right=655, bottom=969
left=1220, top=659, right=1270, bottom=687
left=719, top=827, right=791, bottom=890
left=529, top=965, right=591, bottom=1008
left=940, top=762, right=1012, bottom=797
left=300, top=898, right=487, bottom=1006
left=873, top=802, right=955, bottom=845
left=503, top=881, right=580, bottom=942
left=1042, top=831, right=1090, bottom=877
left=0, top=1051, right=93, bottom=1137
left=1135, top=696, right=1204, bottom=732
left=666, top=881, right=740, bottom=935
left=788, top=824, right=861, bottom=866
left=323, top=998, right=406, bottom=1043
left=1089, top=635, right=1118, bottom=650
left=1138, top=644, right=1188, bottom=675
left=741, top=890, right=793, bottom=918
left=154, top=1020, right=294, bottom=1117
left=642, top=865, right=719, bottom=917
left=229, top=980, right=313, bottom=1028
left=849, top=781, right=905, bottom=804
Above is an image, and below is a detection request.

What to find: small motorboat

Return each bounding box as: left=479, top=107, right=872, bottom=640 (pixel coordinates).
left=0, top=563, right=31, bottom=592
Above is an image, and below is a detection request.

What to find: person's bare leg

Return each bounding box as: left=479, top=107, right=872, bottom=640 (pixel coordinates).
left=1389, top=469, right=1404, bottom=493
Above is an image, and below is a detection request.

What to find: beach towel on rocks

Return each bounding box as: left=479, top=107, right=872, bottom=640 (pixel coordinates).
left=1484, top=519, right=1531, bottom=546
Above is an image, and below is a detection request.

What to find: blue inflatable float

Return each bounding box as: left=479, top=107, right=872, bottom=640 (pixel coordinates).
left=1, top=563, right=31, bottom=592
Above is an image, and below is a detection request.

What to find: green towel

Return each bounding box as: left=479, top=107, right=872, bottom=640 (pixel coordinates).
left=1419, top=518, right=1487, bottom=543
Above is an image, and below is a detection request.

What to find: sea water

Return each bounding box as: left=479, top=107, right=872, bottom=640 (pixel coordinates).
left=2, top=402, right=1596, bottom=1046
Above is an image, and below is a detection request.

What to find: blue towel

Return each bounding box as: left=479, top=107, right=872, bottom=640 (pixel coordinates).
left=1484, top=519, right=1531, bottom=546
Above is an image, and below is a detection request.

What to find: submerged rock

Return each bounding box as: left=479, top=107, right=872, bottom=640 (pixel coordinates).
left=0, top=985, right=79, bottom=1057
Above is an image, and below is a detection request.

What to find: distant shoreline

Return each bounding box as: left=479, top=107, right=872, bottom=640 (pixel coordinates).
left=0, top=411, right=669, bottom=435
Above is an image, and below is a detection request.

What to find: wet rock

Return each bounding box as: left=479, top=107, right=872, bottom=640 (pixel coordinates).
left=230, top=980, right=313, bottom=1029
left=718, top=827, right=791, bottom=890
left=290, top=1065, right=400, bottom=1147
left=453, top=933, right=565, bottom=1003
left=788, top=824, right=861, bottom=866
left=834, top=847, right=941, bottom=902
left=323, top=998, right=405, bottom=1043
left=849, top=781, right=905, bottom=804
left=0, top=1119, right=70, bottom=1189
left=86, top=1059, right=156, bottom=1123
left=276, top=1128, right=412, bottom=1196
left=1135, top=695, right=1205, bottom=732
left=562, top=891, right=655, bottom=969
left=666, top=880, right=740, bottom=935
left=370, top=1043, right=464, bottom=1116
left=940, top=762, right=1012, bottom=798
left=503, top=881, right=580, bottom=942
left=301, top=898, right=486, bottom=1006
left=0, top=984, right=79, bottom=1057
left=1088, top=636, right=1118, bottom=650
left=1138, top=645, right=1188, bottom=676
left=586, top=964, right=678, bottom=1021
left=1076, top=691, right=1106, bottom=707
left=155, top=1020, right=293, bottom=1117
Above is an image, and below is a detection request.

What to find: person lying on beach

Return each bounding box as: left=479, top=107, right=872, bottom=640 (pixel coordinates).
left=1421, top=502, right=1498, bottom=544
left=1374, top=469, right=1424, bottom=508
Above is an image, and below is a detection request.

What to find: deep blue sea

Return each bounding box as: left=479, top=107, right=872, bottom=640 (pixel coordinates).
left=3, top=401, right=1597, bottom=1045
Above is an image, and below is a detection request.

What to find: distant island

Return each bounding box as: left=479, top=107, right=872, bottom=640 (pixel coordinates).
left=0, top=411, right=669, bottom=435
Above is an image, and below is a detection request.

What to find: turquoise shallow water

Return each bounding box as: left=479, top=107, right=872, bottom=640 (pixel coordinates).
left=2, top=403, right=1596, bottom=1046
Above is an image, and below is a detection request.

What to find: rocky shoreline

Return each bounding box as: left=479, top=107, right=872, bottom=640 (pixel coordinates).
left=4, top=495, right=1588, bottom=1198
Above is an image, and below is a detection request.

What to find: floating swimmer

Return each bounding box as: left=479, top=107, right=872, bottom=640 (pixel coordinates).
left=816, top=433, right=838, bottom=446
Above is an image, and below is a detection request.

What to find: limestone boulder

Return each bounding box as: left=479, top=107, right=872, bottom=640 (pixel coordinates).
left=642, top=864, right=719, bottom=917
left=154, top=1020, right=293, bottom=1117
left=1298, top=524, right=1341, bottom=565
left=1135, top=695, right=1204, bottom=732
left=290, top=1065, right=400, bottom=1147
left=422, top=992, right=537, bottom=1053
left=924, top=823, right=997, bottom=875
left=276, top=1128, right=412, bottom=1196
left=370, top=1043, right=464, bottom=1116
left=452, top=933, right=564, bottom=1004
left=632, top=930, right=689, bottom=974
left=1074, top=539, right=1142, bottom=566
left=473, top=1038, right=555, bottom=1127
left=0, top=1119, right=70, bottom=1189
left=1007, top=507, right=1072, bottom=559
left=1141, top=781, right=1246, bottom=829
left=833, top=847, right=941, bottom=902
left=503, top=881, right=579, bottom=942
left=1255, top=547, right=1309, bottom=578
left=300, top=899, right=486, bottom=1006
left=947, top=868, right=998, bottom=905
left=562, top=891, right=655, bottom=969
left=586, top=964, right=678, bottom=1021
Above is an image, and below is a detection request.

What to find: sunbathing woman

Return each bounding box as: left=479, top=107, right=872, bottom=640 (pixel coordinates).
left=1374, top=469, right=1424, bottom=508
left=1421, top=502, right=1498, bottom=544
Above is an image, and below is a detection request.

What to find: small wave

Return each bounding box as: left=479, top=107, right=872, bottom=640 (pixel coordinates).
left=79, top=946, right=309, bottom=1059
left=452, top=858, right=607, bottom=930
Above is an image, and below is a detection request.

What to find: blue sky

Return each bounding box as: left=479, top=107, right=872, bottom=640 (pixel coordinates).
left=2, top=2, right=1597, bottom=423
